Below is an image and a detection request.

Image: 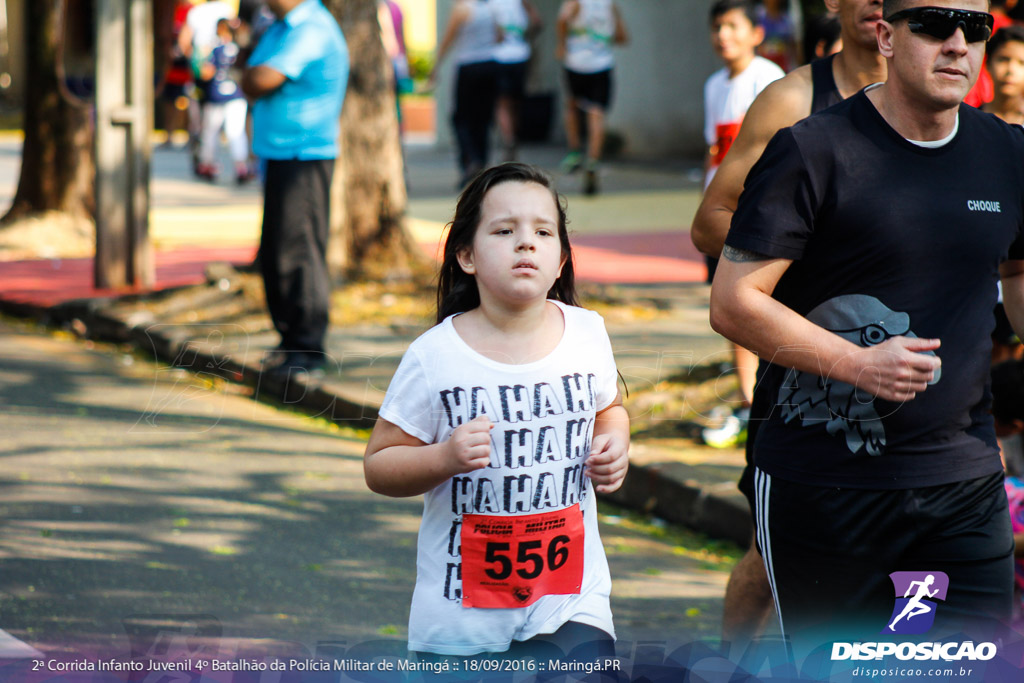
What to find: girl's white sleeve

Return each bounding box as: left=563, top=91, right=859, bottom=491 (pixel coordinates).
left=378, top=347, right=437, bottom=444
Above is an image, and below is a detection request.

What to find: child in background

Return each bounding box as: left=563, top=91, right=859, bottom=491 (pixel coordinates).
left=196, top=19, right=253, bottom=184
left=493, top=0, right=543, bottom=161
left=431, top=0, right=501, bottom=189
left=982, top=25, right=1024, bottom=126
left=365, top=163, right=629, bottom=664
left=755, top=0, right=797, bottom=72
left=702, top=0, right=784, bottom=190
left=965, top=0, right=1014, bottom=107
left=556, top=0, right=629, bottom=195
left=159, top=0, right=197, bottom=148
left=700, top=0, right=783, bottom=449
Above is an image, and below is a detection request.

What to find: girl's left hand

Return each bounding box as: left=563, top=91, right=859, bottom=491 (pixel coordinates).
left=585, top=434, right=629, bottom=494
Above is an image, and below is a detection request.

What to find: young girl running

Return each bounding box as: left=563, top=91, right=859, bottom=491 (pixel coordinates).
left=364, top=163, right=629, bottom=662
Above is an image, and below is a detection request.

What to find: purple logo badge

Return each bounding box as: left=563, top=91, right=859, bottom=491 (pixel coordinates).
left=882, top=571, right=949, bottom=635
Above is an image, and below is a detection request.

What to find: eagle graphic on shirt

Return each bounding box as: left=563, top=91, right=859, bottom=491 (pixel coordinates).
left=777, top=294, right=940, bottom=456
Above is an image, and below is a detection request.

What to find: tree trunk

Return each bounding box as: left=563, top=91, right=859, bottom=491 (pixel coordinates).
left=1, top=0, right=93, bottom=225
left=325, top=0, right=427, bottom=282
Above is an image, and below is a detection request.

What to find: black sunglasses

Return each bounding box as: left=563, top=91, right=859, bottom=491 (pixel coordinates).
left=885, top=6, right=994, bottom=43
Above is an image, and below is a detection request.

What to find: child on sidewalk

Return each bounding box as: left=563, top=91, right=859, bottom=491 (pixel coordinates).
left=196, top=19, right=253, bottom=184
left=702, top=0, right=784, bottom=190
left=364, top=163, right=630, bottom=663
left=700, top=0, right=783, bottom=449
left=556, top=0, right=628, bottom=195
left=493, top=0, right=542, bottom=161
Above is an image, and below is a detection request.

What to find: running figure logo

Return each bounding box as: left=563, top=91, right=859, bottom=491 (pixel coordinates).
left=883, top=571, right=949, bottom=635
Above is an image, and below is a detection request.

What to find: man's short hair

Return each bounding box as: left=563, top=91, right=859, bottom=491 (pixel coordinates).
left=709, top=0, right=759, bottom=26
left=883, top=0, right=911, bottom=19
left=885, top=0, right=993, bottom=19
left=987, top=23, right=1024, bottom=58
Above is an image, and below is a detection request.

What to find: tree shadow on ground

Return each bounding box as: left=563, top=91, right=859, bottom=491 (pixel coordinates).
left=0, top=326, right=730, bottom=658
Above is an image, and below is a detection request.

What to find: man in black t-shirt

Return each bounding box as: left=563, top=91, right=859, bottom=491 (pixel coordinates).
left=711, top=0, right=1023, bottom=658
left=692, top=0, right=889, bottom=650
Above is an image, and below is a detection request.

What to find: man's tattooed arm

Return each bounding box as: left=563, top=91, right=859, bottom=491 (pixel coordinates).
left=722, top=245, right=771, bottom=262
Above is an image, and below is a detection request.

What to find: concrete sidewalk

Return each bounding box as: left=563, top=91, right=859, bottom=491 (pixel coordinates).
left=0, top=139, right=751, bottom=548
left=0, top=141, right=710, bottom=302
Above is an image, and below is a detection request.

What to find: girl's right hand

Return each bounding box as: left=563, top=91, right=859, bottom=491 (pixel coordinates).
left=446, top=415, right=493, bottom=473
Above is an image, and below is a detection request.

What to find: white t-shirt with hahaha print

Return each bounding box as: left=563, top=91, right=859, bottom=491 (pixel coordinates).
left=379, top=300, right=618, bottom=655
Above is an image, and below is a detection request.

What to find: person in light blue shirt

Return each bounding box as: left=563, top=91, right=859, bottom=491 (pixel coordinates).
left=242, top=0, right=347, bottom=374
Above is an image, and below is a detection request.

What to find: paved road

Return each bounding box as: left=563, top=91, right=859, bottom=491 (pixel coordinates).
left=0, top=319, right=730, bottom=667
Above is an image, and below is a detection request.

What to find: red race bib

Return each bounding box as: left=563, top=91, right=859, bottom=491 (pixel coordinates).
left=712, top=121, right=742, bottom=166
left=460, top=505, right=584, bottom=609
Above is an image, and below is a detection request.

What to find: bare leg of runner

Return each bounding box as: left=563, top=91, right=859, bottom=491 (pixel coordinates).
left=496, top=95, right=518, bottom=160
left=735, top=345, right=757, bottom=406
left=722, top=533, right=775, bottom=648
left=585, top=107, right=605, bottom=163
left=561, top=96, right=584, bottom=174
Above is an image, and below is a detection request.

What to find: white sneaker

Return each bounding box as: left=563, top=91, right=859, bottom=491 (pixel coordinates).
left=702, top=407, right=750, bottom=449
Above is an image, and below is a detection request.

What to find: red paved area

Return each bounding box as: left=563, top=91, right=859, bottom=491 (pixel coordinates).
left=0, top=247, right=257, bottom=308
left=417, top=230, right=706, bottom=284
left=571, top=231, right=706, bottom=284
left=0, top=231, right=704, bottom=309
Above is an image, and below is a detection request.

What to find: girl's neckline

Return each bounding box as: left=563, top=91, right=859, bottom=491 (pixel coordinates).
left=444, top=300, right=569, bottom=371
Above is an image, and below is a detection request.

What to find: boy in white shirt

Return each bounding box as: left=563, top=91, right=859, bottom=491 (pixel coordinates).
left=701, top=0, right=783, bottom=449
left=704, top=0, right=785, bottom=189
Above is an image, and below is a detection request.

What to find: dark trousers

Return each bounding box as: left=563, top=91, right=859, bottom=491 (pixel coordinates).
left=755, top=469, right=1013, bottom=658
left=452, top=60, right=498, bottom=181
left=260, top=158, right=333, bottom=354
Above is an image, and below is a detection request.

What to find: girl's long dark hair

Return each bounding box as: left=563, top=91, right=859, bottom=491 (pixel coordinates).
left=436, top=163, right=579, bottom=324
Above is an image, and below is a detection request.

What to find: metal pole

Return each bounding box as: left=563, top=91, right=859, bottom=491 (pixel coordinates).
left=94, top=0, right=153, bottom=289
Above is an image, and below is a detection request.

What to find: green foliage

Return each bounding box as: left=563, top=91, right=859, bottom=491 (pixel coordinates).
left=407, top=50, right=434, bottom=83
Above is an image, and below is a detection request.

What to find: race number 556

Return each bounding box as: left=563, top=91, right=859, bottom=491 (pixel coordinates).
left=483, top=535, right=571, bottom=580
left=461, top=506, right=584, bottom=608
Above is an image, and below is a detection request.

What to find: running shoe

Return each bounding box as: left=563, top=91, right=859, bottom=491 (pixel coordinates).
left=195, top=162, right=219, bottom=181
left=702, top=406, right=749, bottom=449
left=560, top=150, right=583, bottom=174
left=235, top=163, right=257, bottom=185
